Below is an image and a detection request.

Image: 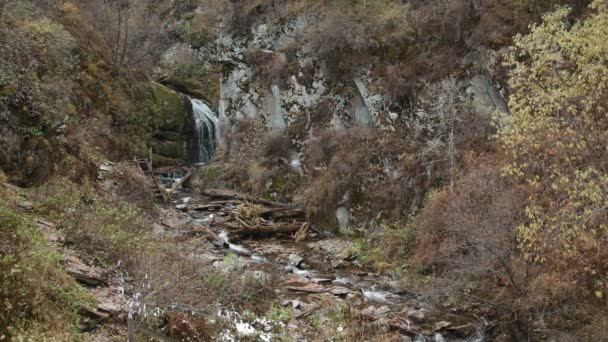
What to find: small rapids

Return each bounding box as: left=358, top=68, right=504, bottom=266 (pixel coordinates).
left=173, top=190, right=487, bottom=341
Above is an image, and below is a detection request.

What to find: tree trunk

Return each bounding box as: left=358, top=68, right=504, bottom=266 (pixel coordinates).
left=120, top=10, right=130, bottom=64
left=0, top=0, right=7, bottom=23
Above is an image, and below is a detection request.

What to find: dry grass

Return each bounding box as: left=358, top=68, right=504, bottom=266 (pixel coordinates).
left=0, top=187, right=89, bottom=340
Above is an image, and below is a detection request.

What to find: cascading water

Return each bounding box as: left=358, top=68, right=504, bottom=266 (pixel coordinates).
left=191, top=98, right=219, bottom=164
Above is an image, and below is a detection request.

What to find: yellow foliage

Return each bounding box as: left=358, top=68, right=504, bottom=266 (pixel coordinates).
left=502, top=0, right=608, bottom=288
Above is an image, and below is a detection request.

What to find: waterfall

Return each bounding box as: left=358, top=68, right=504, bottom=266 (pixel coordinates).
left=191, top=98, right=219, bottom=164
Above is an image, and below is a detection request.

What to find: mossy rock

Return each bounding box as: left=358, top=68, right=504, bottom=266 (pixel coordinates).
left=149, top=82, right=190, bottom=133
left=151, top=153, right=183, bottom=168
left=150, top=141, right=188, bottom=161
left=147, top=82, right=193, bottom=163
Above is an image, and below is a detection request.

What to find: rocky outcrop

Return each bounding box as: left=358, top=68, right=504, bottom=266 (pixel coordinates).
left=148, top=82, right=194, bottom=166
left=171, top=10, right=511, bottom=228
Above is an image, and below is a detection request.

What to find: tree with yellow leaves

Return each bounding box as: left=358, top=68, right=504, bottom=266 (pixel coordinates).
left=502, top=0, right=608, bottom=297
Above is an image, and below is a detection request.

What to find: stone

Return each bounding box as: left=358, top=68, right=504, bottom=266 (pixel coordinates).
left=331, top=260, right=349, bottom=269
left=97, top=302, right=121, bottom=314
left=407, top=309, right=426, bottom=322
left=19, top=201, right=33, bottom=211
left=152, top=223, right=165, bottom=235
left=335, top=207, right=349, bottom=233
left=63, top=255, right=106, bottom=286
left=433, top=321, right=452, bottom=331
left=251, top=271, right=269, bottom=284
left=99, top=164, right=112, bottom=172
left=310, top=277, right=333, bottom=284
left=287, top=253, right=304, bottom=267
left=329, top=286, right=351, bottom=296
left=450, top=323, right=476, bottom=337
left=286, top=283, right=326, bottom=293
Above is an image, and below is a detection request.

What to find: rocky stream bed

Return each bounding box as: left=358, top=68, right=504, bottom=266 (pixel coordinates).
left=36, top=163, right=487, bottom=341
left=155, top=186, right=487, bottom=341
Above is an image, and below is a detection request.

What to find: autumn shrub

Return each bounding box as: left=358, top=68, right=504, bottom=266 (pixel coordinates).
left=412, top=162, right=525, bottom=295
left=161, top=46, right=208, bottom=93
left=262, top=133, right=291, bottom=161
left=244, top=49, right=288, bottom=88
left=501, top=0, right=608, bottom=301
left=306, top=0, right=413, bottom=82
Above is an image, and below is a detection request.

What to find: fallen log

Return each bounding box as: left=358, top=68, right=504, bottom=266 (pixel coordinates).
left=168, top=168, right=194, bottom=195
left=294, top=222, right=309, bottom=242
left=202, top=189, right=285, bottom=208
left=259, top=207, right=305, bottom=221
left=187, top=203, right=226, bottom=211
left=221, top=222, right=304, bottom=238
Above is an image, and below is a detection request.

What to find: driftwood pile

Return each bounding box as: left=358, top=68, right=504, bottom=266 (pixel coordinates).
left=181, top=188, right=310, bottom=240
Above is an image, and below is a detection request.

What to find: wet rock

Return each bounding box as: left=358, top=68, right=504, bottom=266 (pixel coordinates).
left=361, top=306, right=391, bottom=320
left=290, top=300, right=302, bottom=309
left=388, top=280, right=410, bottom=295
left=336, top=248, right=356, bottom=261
left=362, top=289, right=396, bottom=304
left=286, top=283, right=326, bottom=293
left=227, top=243, right=252, bottom=256
left=407, top=309, right=426, bottom=323
left=310, top=277, right=333, bottom=284
left=331, top=259, right=350, bottom=269
left=285, top=266, right=310, bottom=275
left=329, top=286, right=351, bottom=296
left=251, top=270, right=269, bottom=284
left=450, top=322, right=476, bottom=337
left=433, top=321, right=451, bottom=331
left=288, top=254, right=304, bottom=267
left=433, top=332, right=447, bottom=342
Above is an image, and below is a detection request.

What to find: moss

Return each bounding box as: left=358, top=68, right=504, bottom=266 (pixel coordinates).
left=150, top=141, right=188, bottom=161
left=263, top=171, right=301, bottom=202
left=149, top=82, right=189, bottom=132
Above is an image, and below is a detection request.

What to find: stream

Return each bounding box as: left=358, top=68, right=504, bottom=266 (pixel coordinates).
left=163, top=186, right=487, bottom=342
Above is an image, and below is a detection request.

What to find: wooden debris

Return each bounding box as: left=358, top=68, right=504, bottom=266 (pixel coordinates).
left=202, top=188, right=285, bottom=208
left=295, top=303, right=321, bottom=319
left=294, top=222, right=309, bottom=242
left=186, top=203, right=226, bottom=211
left=259, top=207, right=305, bottom=220
left=286, top=283, right=326, bottom=293
left=221, top=222, right=303, bottom=238
left=168, top=168, right=194, bottom=195
left=189, top=225, right=220, bottom=241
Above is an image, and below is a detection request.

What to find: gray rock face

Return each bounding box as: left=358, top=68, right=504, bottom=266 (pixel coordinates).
left=336, top=206, right=350, bottom=234
left=200, top=15, right=504, bottom=157
left=467, top=74, right=510, bottom=119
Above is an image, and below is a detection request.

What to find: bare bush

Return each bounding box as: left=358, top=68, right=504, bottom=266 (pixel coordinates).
left=412, top=162, right=525, bottom=295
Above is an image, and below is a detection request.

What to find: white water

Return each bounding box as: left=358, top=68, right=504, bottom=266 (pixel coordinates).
left=191, top=99, right=219, bottom=164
